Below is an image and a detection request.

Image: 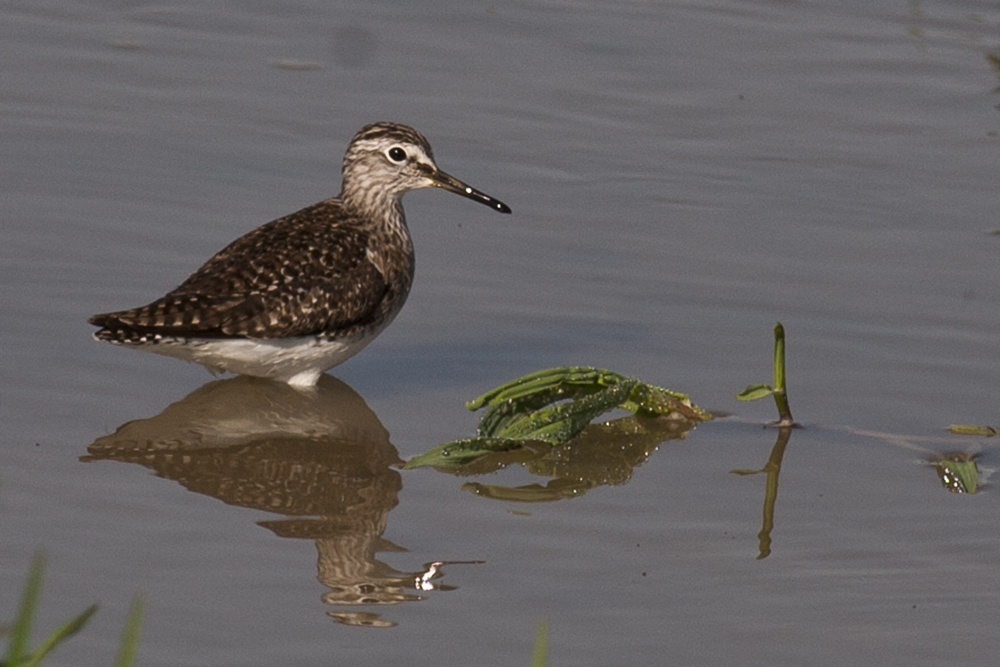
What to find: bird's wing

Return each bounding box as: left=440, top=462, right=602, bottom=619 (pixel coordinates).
left=90, top=201, right=397, bottom=339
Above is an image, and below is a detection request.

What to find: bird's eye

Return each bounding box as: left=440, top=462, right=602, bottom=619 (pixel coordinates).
left=387, top=146, right=407, bottom=162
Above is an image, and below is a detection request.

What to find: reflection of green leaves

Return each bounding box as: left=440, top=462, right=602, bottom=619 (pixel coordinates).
left=464, top=477, right=595, bottom=502
left=405, top=367, right=708, bottom=470
left=404, top=437, right=525, bottom=469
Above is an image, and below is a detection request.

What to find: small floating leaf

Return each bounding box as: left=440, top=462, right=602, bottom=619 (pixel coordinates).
left=933, top=453, right=979, bottom=494
left=936, top=460, right=979, bottom=494
left=949, top=424, right=997, bottom=436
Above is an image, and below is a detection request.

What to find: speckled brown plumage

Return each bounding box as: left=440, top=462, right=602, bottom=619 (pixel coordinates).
left=90, top=199, right=409, bottom=341
left=89, top=122, right=511, bottom=386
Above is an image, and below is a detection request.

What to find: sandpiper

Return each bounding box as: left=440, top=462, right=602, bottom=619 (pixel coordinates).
left=89, top=122, right=511, bottom=387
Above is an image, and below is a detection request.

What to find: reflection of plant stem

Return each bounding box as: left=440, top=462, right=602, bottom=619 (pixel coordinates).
left=731, top=427, right=793, bottom=559
left=756, top=427, right=792, bottom=559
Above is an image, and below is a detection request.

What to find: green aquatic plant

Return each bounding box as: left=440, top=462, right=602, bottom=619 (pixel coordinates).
left=3, top=554, right=96, bottom=667
left=531, top=618, right=548, bottom=667
left=949, top=424, right=997, bottom=436
left=931, top=453, right=979, bottom=494
left=113, top=597, right=145, bottom=667
left=2, top=553, right=144, bottom=667
left=405, top=366, right=709, bottom=469
left=736, top=322, right=797, bottom=427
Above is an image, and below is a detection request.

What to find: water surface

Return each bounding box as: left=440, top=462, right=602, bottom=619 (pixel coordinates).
left=3, top=1, right=1000, bottom=665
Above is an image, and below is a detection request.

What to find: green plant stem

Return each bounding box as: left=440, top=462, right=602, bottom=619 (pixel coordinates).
left=6, top=553, right=45, bottom=666
left=531, top=618, right=549, bottom=667
left=113, top=595, right=145, bottom=667
left=771, top=322, right=795, bottom=427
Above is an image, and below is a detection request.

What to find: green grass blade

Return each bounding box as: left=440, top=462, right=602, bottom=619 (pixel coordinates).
left=113, top=595, right=145, bottom=667
left=773, top=322, right=786, bottom=391
left=6, top=553, right=46, bottom=666
left=22, top=605, right=98, bottom=667
left=531, top=618, right=548, bottom=667
left=949, top=424, right=997, bottom=436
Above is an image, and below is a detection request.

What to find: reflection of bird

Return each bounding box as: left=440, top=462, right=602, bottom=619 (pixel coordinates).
left=89, top=122, right=511, bottom=386
left=83, top=374, right=474, bottom=628
left=83, top=374, right=403, bottom=515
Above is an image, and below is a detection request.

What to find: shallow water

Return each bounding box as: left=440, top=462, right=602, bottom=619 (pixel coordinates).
left=3, top=0, right=1000, bottom=665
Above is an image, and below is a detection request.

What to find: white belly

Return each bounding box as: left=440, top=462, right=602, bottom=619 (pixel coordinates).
left=127, top=334, right=374, bottom=387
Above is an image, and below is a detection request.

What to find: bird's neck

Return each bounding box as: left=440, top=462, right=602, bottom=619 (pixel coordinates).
left=349, top=198, right=414, bottom=285
left=341, top=180, right=401, bottom=220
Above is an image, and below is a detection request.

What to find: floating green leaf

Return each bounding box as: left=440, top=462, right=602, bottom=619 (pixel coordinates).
left=405, top=366, right=708, bottom=470
left=932, top=453, right=979, bottom=494
left=495, top=380, right=637, bottom=443
left=938, top=460, right=978, bottom=494
left=949, top=424, right=997, bottom=436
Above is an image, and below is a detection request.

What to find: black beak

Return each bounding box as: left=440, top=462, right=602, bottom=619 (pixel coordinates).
left=429, top=169, right=512, bottom=214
